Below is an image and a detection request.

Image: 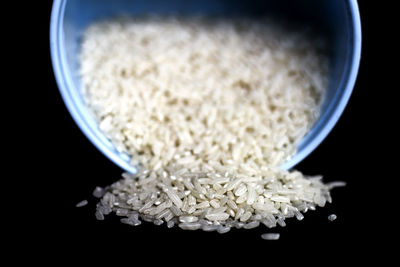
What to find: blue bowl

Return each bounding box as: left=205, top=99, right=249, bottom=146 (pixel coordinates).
left=50, top=0, right=361, bottom=173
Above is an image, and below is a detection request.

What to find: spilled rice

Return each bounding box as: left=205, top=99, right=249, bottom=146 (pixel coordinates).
left=79, top=16, right=343, bottom=237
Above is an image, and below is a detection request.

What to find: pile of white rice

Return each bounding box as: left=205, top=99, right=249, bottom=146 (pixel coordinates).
left=80, top=16, right=340, bottom=236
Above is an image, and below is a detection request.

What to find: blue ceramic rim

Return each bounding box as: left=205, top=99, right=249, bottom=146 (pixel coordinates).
left=50, top=0, right=361, bottom=172
left=50, top=0, right=138, bottom=173
left=281, top=0, right=361, bottom=169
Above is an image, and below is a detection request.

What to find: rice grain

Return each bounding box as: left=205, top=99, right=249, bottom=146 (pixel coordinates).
left=76, top=200, right=88, bottom=208
left=261, top=233, right=280, bottom=240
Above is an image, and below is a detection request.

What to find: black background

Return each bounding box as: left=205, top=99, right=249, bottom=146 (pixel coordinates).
left=28, top=0, right=385, bottom=261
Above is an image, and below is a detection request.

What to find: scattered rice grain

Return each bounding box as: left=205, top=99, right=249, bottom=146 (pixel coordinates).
left=76, top=200, right=88, bottom=208
left=261, top=233, right=280, bottom=240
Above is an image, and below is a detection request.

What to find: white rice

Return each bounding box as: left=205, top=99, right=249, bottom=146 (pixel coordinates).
left=80, top=16, right=328, bottom=170
left=92, top=186, right=105, bottom=198
left=328, top=214, right=337, bottom=221
left=261, top=233, right=280, bottom=240
left=80, top=16, right=342, bottom=237
left=75, top=200, right=88, bottom=208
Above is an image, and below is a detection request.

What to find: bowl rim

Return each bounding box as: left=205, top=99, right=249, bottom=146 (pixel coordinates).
left=50, top=0, right=361, bottom=173
left=281, top=0, right=361, bottom=169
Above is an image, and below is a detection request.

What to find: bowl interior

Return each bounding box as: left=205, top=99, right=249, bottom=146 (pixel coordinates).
left=51, top=0, right=360, bottom=173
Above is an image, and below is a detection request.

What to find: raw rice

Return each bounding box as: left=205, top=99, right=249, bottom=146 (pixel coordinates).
left=92, top=186, right=105, bottom=198
left=261, top=233, right=280, bottom=240
left=75, top=200, right=88, bottom=208
left=328, top=214, right=337, bottom=221
left=80, top=16, right=343, bottom=238
left=80, top=16, right=328, bottom=170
